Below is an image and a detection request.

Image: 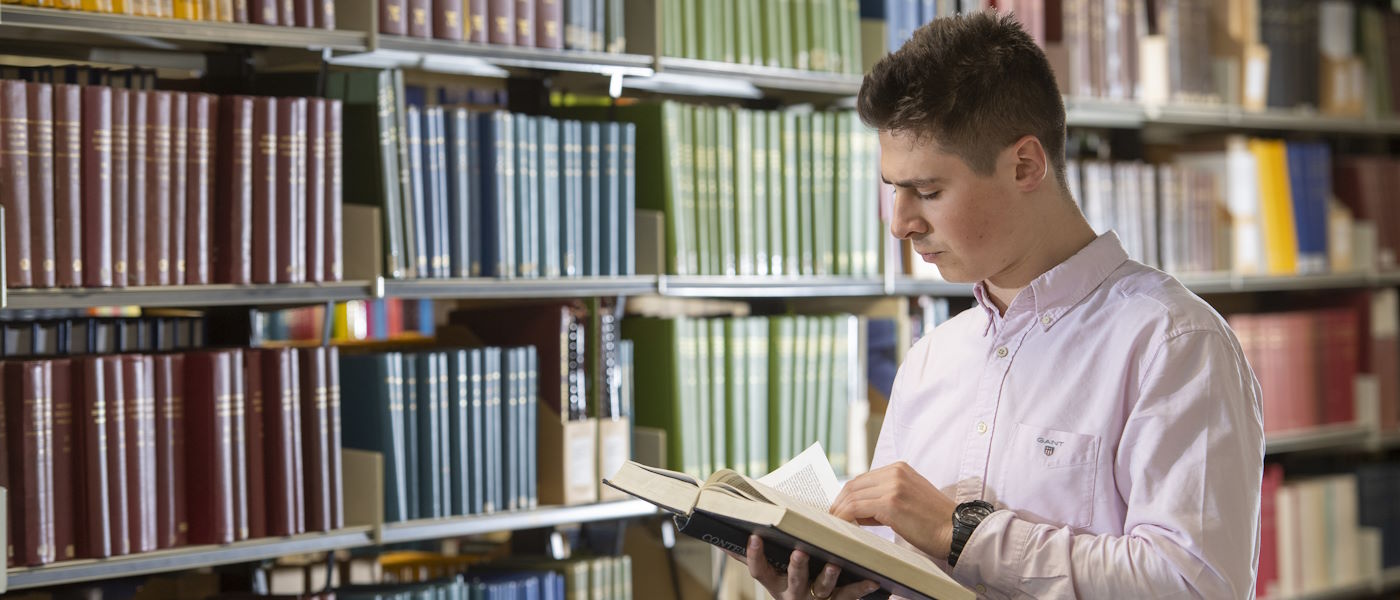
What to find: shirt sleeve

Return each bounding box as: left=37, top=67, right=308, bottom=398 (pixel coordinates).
left=950, top=328, right=1265, bottom=599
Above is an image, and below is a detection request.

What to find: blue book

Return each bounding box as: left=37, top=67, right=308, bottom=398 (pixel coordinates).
left=581, top=122, right=602, bottom=276
left=406, top=105, right=429, bottom=278
left=415, top=353, right=443, bottom=519
left=477, top=112, right=516, bottom=278
left=539, top=117, right=562, bottom=278
left=515, top=116, right=537, bottom=278
left=563, top=120, right=583, bottom=277
left=525, top=345, right=538, bottom=508
left=432, top=108, right=451, bottom=278
left=466, top=109, right=483, bottom=277
left=419, top=108, right=442, bottom=279
left=402, top=351, right=420, bottom=519
left=446, top=350, right=471, bottom=516
left=446, top=108, right=473, bottom=278
left=601, top=122, right=622, bottom=276
left=484, top=346, right=503, bottom=513
left=339, top=352, right=407, bottom=522
left=434, top=352, right=451, bottom=513
left=622, top=123, right=636, bottom=276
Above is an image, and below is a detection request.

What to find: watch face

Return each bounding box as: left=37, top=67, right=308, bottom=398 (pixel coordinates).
left=958, top=501, right=994, bottom=521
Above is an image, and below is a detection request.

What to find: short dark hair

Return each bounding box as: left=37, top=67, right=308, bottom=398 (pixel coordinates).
left=857, top=11, right=1067, bottom=184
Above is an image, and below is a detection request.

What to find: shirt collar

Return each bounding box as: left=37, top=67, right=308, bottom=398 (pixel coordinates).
left=973, top=231, right=1130, bottom=336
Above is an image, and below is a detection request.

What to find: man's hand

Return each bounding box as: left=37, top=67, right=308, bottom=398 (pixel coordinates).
left=742, top=535, right=880, bottom=600
left=828, top=461, right=957, bottom=560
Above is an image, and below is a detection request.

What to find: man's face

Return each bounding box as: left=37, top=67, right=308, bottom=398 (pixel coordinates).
left=880, top=129, right=1024, bottom=284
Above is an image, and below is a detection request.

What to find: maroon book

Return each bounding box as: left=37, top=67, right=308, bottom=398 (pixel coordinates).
left=185, top=351, right=235, bottom=545
left=127, top=90, right=148, bottom=287
left=1, top=80, right=34, bottom=289
left=80, top=86, right=114, bottom=288
left=467, top=0, right=487, bottom=43
left=326, top=99, right=343, bottom=282
left=4, top=361, right=55, bottom=566
left=280, top=0, right=297, bottom=26
left=488, top=0, right=514, bottom=44
left=380, top=0, right=408, bottom=35
left=262, top=349, right=302, bottom=536
left=54, top=84, right=83, bottom=288
left=103, top=359, right=130, bottom=555
left=74, top=357, right=113, bottom=559
left=250, top=0, right=279, bottom=24
left=145, top=92, right=173, bottom=287
left=316, top=0, right=335, bottom=28
left=293, top=0, right=314, bottom=26
left=290, top=352, right=305, bottom=534
left=233, top=0, right=250, bottom=22
left=275, top=97, right=300, bottom=284
left=292, top=98, right=308, bottom=283
left=298, top=347, right=331, bottom=532
left=513, top=0, right=534, bottom=47
left=326, top=346, right=343, bottom=528
left=251, top=96, right=278, bottom=284
left=434, top=0, right=465, bottom=41
left=153, top=355, right=186, bottom=549
left=122, top=356, right=156, bottom=554
left=230, top=350, right=250, bottom=541
left=305, top=99, right=327, bottom=283
left=244, top=349, right=267, bottom=539
left=28, top=83, right=57, bottom=289
left=186, top=93, right=214, bottom=285
left=215, top=95, right=254, bottom=285
left=535, top=0, right=561, bottom=49
left=170, top=93, right=189, bottom=285
left=51, top=359, right=75, bottom=561
left=408, top=0, right=432, bottom=37
left=111, top=88, right=130, bottom=288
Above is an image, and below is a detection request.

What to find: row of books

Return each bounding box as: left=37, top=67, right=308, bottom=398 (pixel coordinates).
left=0, top=0, right=337, bottom=27
left=1228, top=309, right=1360, bottom=435
left=340, top=347, right=539, bottom=522
left=3, top=346, right=344, bottom=567
left=659, top=0, right=862, bottom=75
left=623, top=314, right=861, bottom=480
left=0, top=313, right=206, bottom=358
left=0, top=76, right=346, bottom=289
left=377, top=0, right=625, bottom=53
left=612, top=102, right=882, bottom=278
left=1259, top=462, right=1400, bottom=599
left=261, top=298, right=438, bottom=344
left=331, top=70, right=637, bottom=280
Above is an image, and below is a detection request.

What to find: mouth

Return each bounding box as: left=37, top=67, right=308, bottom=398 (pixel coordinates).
left=919, top=251, right=945, bottom=262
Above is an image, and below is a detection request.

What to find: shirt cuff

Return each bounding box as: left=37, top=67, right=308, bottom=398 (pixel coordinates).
left=949, top=510, right=1032, bottom=594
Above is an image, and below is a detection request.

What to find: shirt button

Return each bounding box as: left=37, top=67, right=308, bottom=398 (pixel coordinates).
left=976, top=421, right=988, bottom=434
left=975, top=584, right=987, bottom=594
left=1041, top=314, right=1053, bottom=325
left=995, top=346, right=1008, bottom=358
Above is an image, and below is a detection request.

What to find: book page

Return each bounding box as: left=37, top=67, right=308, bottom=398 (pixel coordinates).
left=757, top=442, right=843, bottom=512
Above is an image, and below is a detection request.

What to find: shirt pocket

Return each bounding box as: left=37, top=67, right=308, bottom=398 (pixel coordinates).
left=998, top=422, right=1101, bottom=530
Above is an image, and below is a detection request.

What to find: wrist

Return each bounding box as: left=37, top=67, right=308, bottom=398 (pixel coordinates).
left=947, top=500, right=995, bottom=568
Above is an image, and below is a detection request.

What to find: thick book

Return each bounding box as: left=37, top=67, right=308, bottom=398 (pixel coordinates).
left=153, top=354, right=186, bottom=548
left=605, top=445, right=974, bottom=600
left=408, top=0, right=432, bottom=37
left=28, top=83, right=58, bottom=289
left=325, top=99, right=343, bottom=282
left=489, top=0, right=515, bottom=45
left=251, top=0, right=279, bottom=24
left=263, top=348, right=306, bottom=536
left=305, top=98, right=327, bottom=283
left=5, top=361, right=55, bottom=566
left=216, top=95, right=255, bottom=285
left=185, top=351, right=236, bottom=545
left=298, top=347, right=332, bottom=532
left=316, top=0, right=335, bottom=28
left=513, top=0, right=535, bottom=47
left=111, top=89, right=130, bottom=288
left=73, top=357, right=113, bottom=558
left=186, top=93, right=214, bottom=285
left=80, top=85, right=114, bottom=288
left=54, top=84, right=83, bottom=288
left=435, top=0, right=465, bottom=40
left=339, top=352, right=408, bottom=522
left=102, top=357, right=131, bottom=555
left=466, top=0, right=488, bottom=42
left=252, top=96, right=278, bottom=284
left=1, top=80, right=34, bottom=289
left=146, top=92, right=174, bottom=286
left=276, top=97, right=307, bottom=284
left=244, top=349, right=268, bottom=539
left=535, top=0, right=562, bottom=48
left=122, top=355, right=157, bottom=554
left=380, top=0, right=407, bottom=35
left=128, top=91, right=148, bottom=287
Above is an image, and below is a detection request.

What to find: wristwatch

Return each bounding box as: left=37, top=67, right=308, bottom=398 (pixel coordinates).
left=947, top=500, right=995, bottom=568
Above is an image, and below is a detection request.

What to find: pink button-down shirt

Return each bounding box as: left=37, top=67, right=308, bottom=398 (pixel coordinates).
left=872, top=232, right=1265, bottom=599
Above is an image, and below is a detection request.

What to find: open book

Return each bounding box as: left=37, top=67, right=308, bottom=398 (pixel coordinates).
left=603, top=444, right=974, bottom=600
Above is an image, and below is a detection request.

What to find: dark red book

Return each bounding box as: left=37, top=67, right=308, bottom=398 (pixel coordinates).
left=293, top=0, right=314, bottom=26
left=434, top=0, right=465, bottom=41
left=28, top=83, right=57, bottom=289
left=316, top=0, right=335, bottom=28
left=73, top=357, right=113, bottom=559
left=262, top=349, right=304, bottom=536
left=408, top=0, right=432, bottom=37
left=80, top=86, right=114, bottom=288
left=186, top=93, right=214, bottom=285
left=1318, top=308, right=1359, bottom=425
left=122, top=356, right=156, bottom=554
left=326, top=346, right=343, bottom=529
left=305, top=99, right=327, bottom=283
left=146, top=92, right=173, bottom=287
left=233, top=0, right=250, bottom=22
left=184, top=351, right=235, bottom=545
left=252, top=96, right=278, bottom=284
left=293, top=99, right=308, bottom=284
left=170, top=92, right=189, bottom=286
left=488, top=0, right=514, bottom=44
left=215, top=95, right=254, bottom=285
left=1258, top=463, right=1283, bottom=596
left=103, top=359, right=130, bottom=555
left=290, top=352, right=305, bottom=534
left=513, top=0, right=534, bottom=47
left=154, top=355, right=186, bottom=549
left=111, top=88, right=130, bottom=289
left=466, top=0, right=487, bottom=42
left=250, top=0, right=279, bottom=24
left=280, top=0, right=297, bottom=26
left=51, top=359, right=75, bottom=561
left=1, top=80, right=34, bottom=289
left=127, top=91, right=149, bottom=287
left=380, top=0, right=407, bottom=35
left=230, top=350, right=250, bottom=541
left=535, top=0, right=561, bottom=49
left=54, top=84, right=83, bottom=289
left=326, top=99, right=343, bottom=282
left=298, top=347, right=331, bottom=532
left=276, top=97, right=302, bottom=284
left=244, top=349, right=267, bottom=539
left=5, top=361, right=55, bottom=566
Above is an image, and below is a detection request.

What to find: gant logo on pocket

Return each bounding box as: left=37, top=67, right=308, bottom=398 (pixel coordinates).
left=1037, top=436, right=1064, bottom=457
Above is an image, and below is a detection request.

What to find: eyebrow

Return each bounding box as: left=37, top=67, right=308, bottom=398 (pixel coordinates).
left=881, top=176, right=947, bottom=188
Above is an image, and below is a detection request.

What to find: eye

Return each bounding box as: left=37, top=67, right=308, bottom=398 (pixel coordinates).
left=917, top=190, right=941, bottom=201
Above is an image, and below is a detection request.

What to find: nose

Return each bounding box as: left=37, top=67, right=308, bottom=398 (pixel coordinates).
left=889, top=188, right=929, bottom=240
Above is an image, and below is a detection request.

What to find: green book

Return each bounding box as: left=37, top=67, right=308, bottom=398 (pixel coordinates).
left=733, top=0, right=748, bottom=64
left=392, top=70, right=418, bottom=277
left=830, top=316, right=851, bottom=476
left=750, top=109, right=769, bottom=276
left=705, top=106, right=723, bottom=275
left=841, top=0, right=860, bottom=74
left=824, top=0, right=841, bottom=72
left=777, top=0, right=795, bottom=69
left=695, top=318, right=714, bottom=475
left=842, top=113, right=861, bottom=276
left=734, top=108, right=755, bottom=276
left=682, top=0, right=699, bottom=59
left=678, top=104, right=698, bottom=274
left=820, top=111, right=837, bottom=275
left=662, top=0, right=679, bottom=57
left=606, top=0, right=625, bottom=52
left=780, top=111, right=800, bottom=275
left=767, top=111, right=786, bottom=275
left=708, top=319, right=728, bottom=471
left=864, top=126, right=881, bottom=276
left=768, top=316, right=794, bottom=470
left=721, top=0, right=737, bottom=63
left=762, top=0, right=781, bottom=68
left=747, top=317, right=770, bottom=477
left=789, top=315, right=808, bottom=459
left=725, top=318, right=748, bottom=476
left=796, top=112, right=815, bottom=275
left=716, top=107, right=737, bottom=276
left=626, top=318, right=691, bottom=474
left=809, top=0, right=829, bottom=71
left=332, top=71, right=405, bottom=279
left=793, top=0, right=811, bottom=70
left=832, top=113, right=848, bottom=275
left=815, top=317, right=834, bottom=459
left=689, top=106, right=711, bottom=275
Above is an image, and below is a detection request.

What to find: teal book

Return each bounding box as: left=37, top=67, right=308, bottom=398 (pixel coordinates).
left=525, top=345, right=538, bottom=509
left=484, top=346, right=503, bottom=513
left=468, top=349, right=486, bottom=514
left=539, top=117, right=562, bottom=278
left=414, top=352, right=442, bottom=519
left=622, top=122, right=637, bottom=276
left=405, top=104, right=428, bottom=279
left=329, top=70, right=405, bottom=278
left=338, top=352, right=407, bottom=522
left=581, top=121, right=602, bottom=276
left=478, top=111, right=516, bottom=279
left=446, top=108, right=474, bottom=278
left=601, top=122, right=621, bottom=276
left=434, top=352, right=451, bottom=513
left=514, top=116, right=538, bottom=279
left=501, top=347, right=520, bottom=511
left=447, top=350, right=471, bottom=516
left=401, top=351, right=420, bottom=519
left=561, top=120, right=582, bottom=277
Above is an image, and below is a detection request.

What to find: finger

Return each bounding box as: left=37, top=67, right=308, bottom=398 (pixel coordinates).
left=832, top=580, right=882, bottom=600
left=809, top=563, right=840, bottom=599
left=746, top=535, right=785, bottom=595
left=786, top=550, right=811, bottom=597
left=830, top=496, right=884, bottom=524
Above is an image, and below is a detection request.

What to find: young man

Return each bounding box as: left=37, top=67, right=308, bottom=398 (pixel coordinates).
left=744, top=11, right=1264, bottom=600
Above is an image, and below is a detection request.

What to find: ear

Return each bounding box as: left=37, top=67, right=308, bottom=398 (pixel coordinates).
left=1007, top=135, right=1049, bottom=192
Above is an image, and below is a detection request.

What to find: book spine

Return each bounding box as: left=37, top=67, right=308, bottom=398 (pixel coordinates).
left=80, top=86, right=114, bottom=288
left=54, top=84, right=83, bottom=288
left=186, top=93, right=214, bottom=285
left=535, top=0, right=562, bottom=48
left=170, top=93, right=189, bottom=285
left=28, top=83, right=57, bottom=289
left=305, top=98, right=327, bottom=283
left=263, top=348, right=300, bottom=536
left=466, top=0, right=487, bottom=42
left=275, top=98, right=297, bottom=283
left=325, top=99, right=343, bottom=282
left=326, top=346, right=343, bottom=528
left=216, top=95, right=254, bottom=285
left=122, top=356, right=156, bottom=554
left=1, top=80, right=34, bottom=289
left=435, top=0, right=465, bottom=41
left=153, top=355, right=183, bottom=548
left=489, top=0, right=515, bottom=44
left=408, top=0, right=432, bottom=37
left=380, top=0, right=407, bottom=35
left=252, top=96, right=278, bottom=284
left=5, top=362, right=54, bottom=565
left=127, top=90, right=148, bottom=287
left=293, top=0, right=313, bottom=26
left=146, top=91, right=173, bottom=286
left=299, top=347, right=332, bottom=532
left=515, top=0, right=535, bottom=53
left=185, top=351, right=235, bottom=545
left=75, top=357, right=112, bottom=559
left=102, top=360, right=130, bottom=555
left=111, top=89, right=129, bottom=288
left=244, top=349, right=267, bottom=539
left=53, top=360, right=74, bottom=561
left=316, top=0, right=335, bottom=27
left=229, top=350, right=249, bottom=540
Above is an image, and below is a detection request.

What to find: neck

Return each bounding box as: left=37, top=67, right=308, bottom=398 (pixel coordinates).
left=983, top=203, right=1098, bottom=315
